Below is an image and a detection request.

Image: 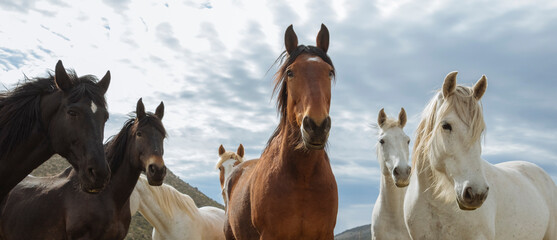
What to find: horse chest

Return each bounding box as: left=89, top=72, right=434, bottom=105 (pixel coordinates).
left=67, top=201, right=131, bottom=240
left=251, top=174, right=337, bottom=238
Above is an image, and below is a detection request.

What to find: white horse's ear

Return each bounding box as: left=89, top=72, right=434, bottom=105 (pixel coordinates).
left=443, top=71, right=458, bottom=99
left=284, top=25, right=298, bottom=55
left=237, top=144, right=245, bottom=158
left=473, top=75, right=487, bottom=101
left=378, top=108, right=387, bottom=127
left=316, top=23, right=329, bottom=53
left=218, top=145, right=226, bottom=156
left=399, top=108, right=407, bottom=128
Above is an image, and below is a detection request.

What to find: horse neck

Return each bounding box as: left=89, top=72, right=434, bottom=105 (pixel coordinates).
left=265, top=121, right=328, bottom=180
left=378, top=171, right=406, bottom=215
left=0, top=126, right=53, bottom=201
left=106, top=146, right=142, bottom=209
left=134, top=181, right=200, bottom=234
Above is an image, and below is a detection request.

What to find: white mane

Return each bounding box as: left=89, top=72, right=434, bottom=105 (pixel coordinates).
left=136, top=175, right=199, bottom=218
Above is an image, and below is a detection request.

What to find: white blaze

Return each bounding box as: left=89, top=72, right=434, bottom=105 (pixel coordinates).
left=91, top=101, right=97, bottom=113
left=307, top=57, right=321, bottom=62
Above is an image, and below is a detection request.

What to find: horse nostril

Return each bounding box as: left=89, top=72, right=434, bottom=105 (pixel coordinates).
left=302, top=116, right=313, bottom=132
left=464, top=186, right=473, bottom=202
left=88, top=168, right=96, bottom=179
left=148, top=164, right=156, bottom=174
left=406, top=167, right=411, bottom=175
left=393, top=167, right=400, bottom=177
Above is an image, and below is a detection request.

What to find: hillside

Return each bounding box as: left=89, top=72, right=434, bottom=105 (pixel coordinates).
left=31, top=155, right=224, bottom=240
left=335, top=224, right=371, bottom=240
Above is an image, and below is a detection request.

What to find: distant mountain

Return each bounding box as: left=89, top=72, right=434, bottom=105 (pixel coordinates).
left=335, top=224, right=371, bottom=240
left=31, top=155, right=224, bottom=240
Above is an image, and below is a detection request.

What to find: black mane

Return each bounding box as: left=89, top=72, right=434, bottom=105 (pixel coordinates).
left=104, top=113, right=166, bottom=174
left=265, top=45, right=335, bottom=149
left=0, top=70, right=106, bottom=158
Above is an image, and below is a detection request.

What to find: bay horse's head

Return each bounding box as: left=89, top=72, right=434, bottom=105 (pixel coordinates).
left=45, top=60, right=111, bottom=193
left=274, top=24, right=335, bottom=150
left=376, top=108, right=411, bottom=187
left=131, top=98, right=167, bottom=186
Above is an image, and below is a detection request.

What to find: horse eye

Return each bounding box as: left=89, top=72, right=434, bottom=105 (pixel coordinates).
left=379, top=139, right=385, bottom=144
left=286, top=70, right=294, bottom=78
left=407, top=140, right=410, bottom=145
left=67, top=110, right=78, bottom=117
left=442, top=123, right=452, bottom=131
left=329, top=70, right=334, bottom=78
left=137, top=131, right=142, bottom=137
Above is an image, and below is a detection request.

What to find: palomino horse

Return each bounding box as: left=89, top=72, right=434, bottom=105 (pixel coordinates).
left=225, top=24, right=338, bottom=239
left=216, top=144, right=245, bottom=207
left=371, top=108, right=411, bottom=240
left=129, top=175, right=225, bottom=240
left=0, top=99, right=167, bottom=240
left=0, top=60, right=111, bottom=202
left=404, top=72, right=557, bottom=239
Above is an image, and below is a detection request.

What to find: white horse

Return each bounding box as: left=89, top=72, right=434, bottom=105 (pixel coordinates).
left=371, top=108, right=412, bottom=240
left=404, top=71, right=557, bottom=240
left=129, top=175, right=225, bottom=240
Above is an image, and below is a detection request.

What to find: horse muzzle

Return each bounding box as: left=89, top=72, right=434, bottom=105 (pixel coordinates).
left=301, top=116, right=331, bottom=150
left=146, top=163, right=167, bottom=186
left=456, top=185, right=489, bottom=210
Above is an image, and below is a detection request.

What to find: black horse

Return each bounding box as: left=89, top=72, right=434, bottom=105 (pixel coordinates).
left=0, top=60, right=111, bottom=202
left=0, top=98, right=167, bottom=239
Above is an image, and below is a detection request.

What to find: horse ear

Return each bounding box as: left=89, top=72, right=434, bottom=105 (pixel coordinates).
left=399, top=107, right=407, bottom=128
left=218, top=145, right=225, bottom=156
left=442, top=71, right=458, bottom=99
left=378, top=108, right=387, bottom=127
left=97, top=70, right=111, bottom=95
left=473, top=75, right=487, bottom=101
left=136, top=98, right=146, bottom=120
left=54, top=60, right=73, bottom=92
left=237, top=144, right=245, bottom=158
left=316, top=24, right=329, bottom=53
left=155, top=101, right=164, bottom=120
left=285, top=24, right=298, bottom=55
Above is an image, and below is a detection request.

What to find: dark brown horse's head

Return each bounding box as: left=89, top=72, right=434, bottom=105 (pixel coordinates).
left=274, top=24, right=334, bottom=150
left=130, top=98, right=167, bottom=186
left=43, top=60, right=111, bottom=193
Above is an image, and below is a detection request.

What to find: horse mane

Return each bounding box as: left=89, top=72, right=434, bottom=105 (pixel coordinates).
left=104, top=113, right=166, bottom=174
left=137, top=175, right=199, bottom=218
left=265, top=45, right=336, bottom=151
left=215, top=151, right=244, bottom=169
left=0, top=70, right=106, bottom=159
left=412, top=85, right=485, bottom=202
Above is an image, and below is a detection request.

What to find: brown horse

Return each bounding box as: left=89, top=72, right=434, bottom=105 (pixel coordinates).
left=0, top=60, right=111, bottom=203
left=0, top=98, right=167, bottom=240
left=225, top=24, right=338, bottom=239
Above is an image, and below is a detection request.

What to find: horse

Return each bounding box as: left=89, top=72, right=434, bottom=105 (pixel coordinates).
left=216, top=144, right=245, bottom=207
left=0, top=60, right=111, bottom=202
left=403, top=72, right=557, bottom=239
left=371, top=108, right=411, bottom=240
left=0, top=98, right=167, bottom=240
left=225, top=24, right=338, bottom=239
left=129, top=175, right=226, bottom=240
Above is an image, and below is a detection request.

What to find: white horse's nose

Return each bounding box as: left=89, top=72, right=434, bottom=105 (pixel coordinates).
left=458, top=183, right=489, bottom=210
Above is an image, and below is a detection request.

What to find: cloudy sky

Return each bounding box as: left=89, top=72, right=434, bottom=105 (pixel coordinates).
left=1, top=0, right=556, bottom=234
